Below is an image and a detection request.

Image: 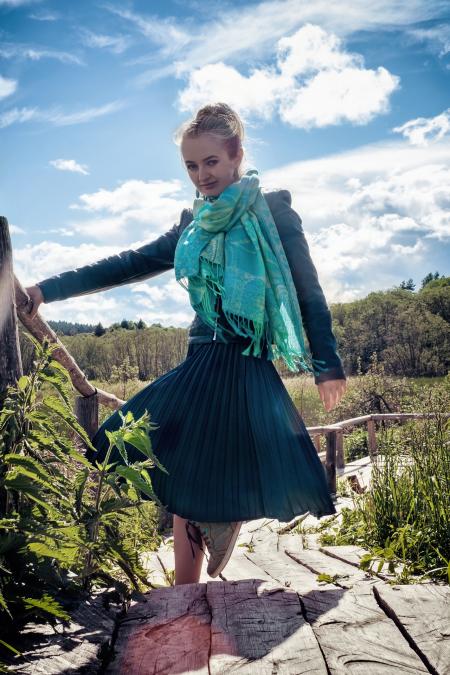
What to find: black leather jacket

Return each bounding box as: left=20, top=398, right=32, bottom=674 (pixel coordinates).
left=37, top=189, right=346, bottom=384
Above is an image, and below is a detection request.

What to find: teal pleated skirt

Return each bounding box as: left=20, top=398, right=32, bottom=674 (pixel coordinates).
left=87, top=340, right=336, bottom=522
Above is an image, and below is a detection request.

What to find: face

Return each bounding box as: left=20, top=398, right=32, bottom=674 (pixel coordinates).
left=181, top=133, right=243, bottom=197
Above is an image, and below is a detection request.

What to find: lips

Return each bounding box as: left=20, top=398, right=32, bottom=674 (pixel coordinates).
left=200, top=181, right=217, bottom=188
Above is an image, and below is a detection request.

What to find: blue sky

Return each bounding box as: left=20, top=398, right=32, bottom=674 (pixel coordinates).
left=2, top=0, right=450, bottom=328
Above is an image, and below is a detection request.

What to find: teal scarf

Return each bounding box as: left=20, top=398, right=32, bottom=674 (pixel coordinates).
left=174, top=169, right=327, bottom=374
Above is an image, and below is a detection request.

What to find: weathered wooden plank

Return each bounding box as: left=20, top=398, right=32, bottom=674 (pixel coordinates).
left=245, top=528, right=337, bottom=595
left=284, top=542, right=370, bottom=588
left=247, top=525, right=428, bottom=674
left=220, top=546, right=274, bottom=582
left=318, top=544, right=401, bottom=581
left=207, top=579, right=327, bottom=674
left=374, top=583, right=450, bottom=675
left=107, top=583, right=210, bottom=674
left=7, top=592, right=120, bottom=674
left=319, top=544, right=370, bottom=567
left=303, top=579, right=429, bottom=674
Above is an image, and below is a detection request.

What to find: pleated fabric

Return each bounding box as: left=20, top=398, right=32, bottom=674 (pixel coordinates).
left=87, top=341, right=337, bottom=523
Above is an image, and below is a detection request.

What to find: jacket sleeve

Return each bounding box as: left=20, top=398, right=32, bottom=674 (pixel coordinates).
left=37, top=209, right=193, bottom=303
left=265, top=189, right=346, bottom=384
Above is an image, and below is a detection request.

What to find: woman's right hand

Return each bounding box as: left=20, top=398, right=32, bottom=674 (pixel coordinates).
left=24, top=285, right=44, bottom=320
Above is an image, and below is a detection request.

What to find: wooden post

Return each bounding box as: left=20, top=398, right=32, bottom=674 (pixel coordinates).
left=325, top=431, right=336, bottom=495
left=0, top=216, right=23, bottom=397
left=367, top=418, right=377, bottom=458
left=313, top=434, right=321, bottom=454
left=0, top=216, right=23, bottom=516
left=336, top=428, right=344, bottom=470
left=75, top=394, right=99, bottom=440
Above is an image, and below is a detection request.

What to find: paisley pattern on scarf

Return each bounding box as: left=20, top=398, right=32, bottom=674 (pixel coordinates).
left=174, top=169, right=329, bottom=374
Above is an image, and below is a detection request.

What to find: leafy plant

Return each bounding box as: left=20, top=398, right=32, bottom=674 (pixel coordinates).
left=0, top=334, right=167, bottom=655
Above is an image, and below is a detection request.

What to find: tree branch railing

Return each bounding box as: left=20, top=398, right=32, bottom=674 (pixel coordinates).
left=308, top=412, right=450, bottom=494
left=14, top=276, right=125, bottom=411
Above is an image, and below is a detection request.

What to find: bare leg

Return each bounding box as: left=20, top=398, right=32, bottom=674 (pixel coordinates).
left=173, top=514, right=205, bottom=585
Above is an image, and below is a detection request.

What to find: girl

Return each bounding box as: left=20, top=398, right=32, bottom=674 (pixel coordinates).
left=26, top=102, right=347, bottom=585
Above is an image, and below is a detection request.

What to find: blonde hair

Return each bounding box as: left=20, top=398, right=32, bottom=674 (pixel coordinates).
left=174, top=102, right=245, bottom=178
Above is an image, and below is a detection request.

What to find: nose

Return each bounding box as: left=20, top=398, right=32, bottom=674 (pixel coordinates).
left=198, top=165, right=212, bottom=183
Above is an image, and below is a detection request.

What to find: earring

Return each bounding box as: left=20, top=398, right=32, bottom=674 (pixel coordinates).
left=195, top=188, right=200, bottom=198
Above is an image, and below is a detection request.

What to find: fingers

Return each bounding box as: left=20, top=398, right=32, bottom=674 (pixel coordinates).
left=25, top=296, right=38, bottom=319
left=23, top=286, right=43, bottom=319
left=318, top=380, right=347, bottom=412
left=26, top=297, right=35, bottom=318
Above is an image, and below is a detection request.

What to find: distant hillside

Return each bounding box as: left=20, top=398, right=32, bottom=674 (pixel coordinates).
left=48, top=320, right=98, bottom=336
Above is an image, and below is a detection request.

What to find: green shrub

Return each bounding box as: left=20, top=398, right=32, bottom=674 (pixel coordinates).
left=0, top=335, right=166, bottom=653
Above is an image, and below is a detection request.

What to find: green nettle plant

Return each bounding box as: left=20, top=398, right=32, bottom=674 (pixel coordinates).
left=0, top=334, right=168, bottom=657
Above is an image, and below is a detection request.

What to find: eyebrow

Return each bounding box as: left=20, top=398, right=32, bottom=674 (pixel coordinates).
left=185, top=155, right=218, bottom=164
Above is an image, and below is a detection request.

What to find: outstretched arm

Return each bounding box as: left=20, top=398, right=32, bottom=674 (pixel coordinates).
left=28, top=209, right=192, bottom=307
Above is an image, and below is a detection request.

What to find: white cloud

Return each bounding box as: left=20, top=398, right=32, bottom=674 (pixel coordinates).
left=68, top=178, right=190, bottom=242
left=12, top=239, right=194, bottom=326
left=132, top=277, right=189, bottom=305
left=13, top=241, right=123, bottom=287
left=29, top=10, right=59, bottom=21
left=47, top=100, right=125, bottom=126
left=9, top=224, right=25, bottom=235
left=39, top=293, right=123, bottom=326
left=0, top=75, right=17, bottom=99
left=177, top=63, right=281, bottom=121
left=0, top=0, right=42, bottom=5
left=79, top=29, right=131, bottom=54
left=260, top=134, right=450, bottom=301
left=0, top=107, right=36, bottom=127
left=0, top=43, right=84, bottom=65
left=128, top=0, right=445, bottom=86
left=0, top=100, right=125, bottom=129
left=392, top=108, right=450, bottom=146
left=406, top=23, right=450, bottom=57
left=179, top=24, right=400, bottom=129
left=15, top=133, right=450, bottom=325
left=131, top=278, right=194, bottom=326
left=50, top=159, right=90, bottom=175
left=105, top=4, right=190, bottom=54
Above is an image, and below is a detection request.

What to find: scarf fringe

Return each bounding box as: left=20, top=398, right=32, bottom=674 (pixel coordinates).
left=180, top=275, right=331, bottom=376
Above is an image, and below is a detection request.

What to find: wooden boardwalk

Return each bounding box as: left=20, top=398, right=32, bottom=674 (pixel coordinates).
left=108, top=501, right=449, bottom=674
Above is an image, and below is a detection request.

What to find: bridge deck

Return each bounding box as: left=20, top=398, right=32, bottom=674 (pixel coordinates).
left=109, top=503, right=449, bottom=674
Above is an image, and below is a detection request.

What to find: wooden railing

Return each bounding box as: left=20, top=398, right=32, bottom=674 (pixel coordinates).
left=307, top=412, right=449, bottom=494
left=2, top=215, right=448, bottom=500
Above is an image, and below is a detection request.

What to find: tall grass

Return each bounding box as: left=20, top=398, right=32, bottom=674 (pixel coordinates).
left=319, top=376, right=450, bottom=583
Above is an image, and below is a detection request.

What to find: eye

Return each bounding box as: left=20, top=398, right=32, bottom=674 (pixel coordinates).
left=207, top=159, right=218, bottom=166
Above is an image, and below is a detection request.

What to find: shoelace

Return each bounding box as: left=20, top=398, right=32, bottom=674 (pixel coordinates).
left=185, top=520, right=209, bottom=562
